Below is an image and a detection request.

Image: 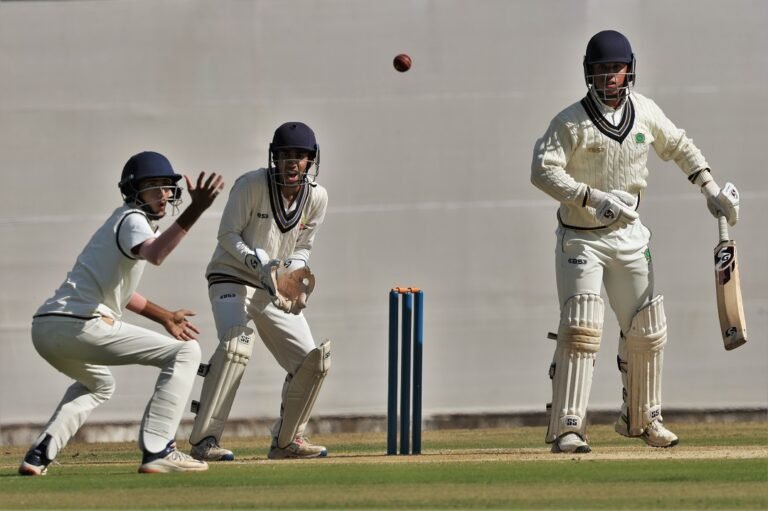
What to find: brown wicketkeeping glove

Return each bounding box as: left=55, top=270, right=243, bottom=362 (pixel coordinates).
left=271, top=265, right=315, bottom=315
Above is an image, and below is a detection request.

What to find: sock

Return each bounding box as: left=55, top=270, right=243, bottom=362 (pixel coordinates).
left=141, top=441, right=175, bottom=464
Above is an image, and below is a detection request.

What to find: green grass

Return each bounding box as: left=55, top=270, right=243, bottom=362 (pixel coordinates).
left=1, top=422, right=766, bottom=510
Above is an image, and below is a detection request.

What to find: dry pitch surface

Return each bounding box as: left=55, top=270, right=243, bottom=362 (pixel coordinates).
left=250, top=444, right=767, bottom=464
left=2, top=423, right=767, bottom=467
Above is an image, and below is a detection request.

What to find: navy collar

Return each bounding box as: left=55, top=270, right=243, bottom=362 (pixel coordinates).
left=580, top=92, right=635, bottom=144
left=267, top=171, right=310, bottom=233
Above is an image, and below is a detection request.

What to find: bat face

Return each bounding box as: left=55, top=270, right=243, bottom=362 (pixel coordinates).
left=714, top=239, right=747, bottom=350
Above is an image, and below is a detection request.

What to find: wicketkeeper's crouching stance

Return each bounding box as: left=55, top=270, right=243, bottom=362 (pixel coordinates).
left=188, top=122, right=331, bottom=461
left=531, top=30, right=740, bottom=453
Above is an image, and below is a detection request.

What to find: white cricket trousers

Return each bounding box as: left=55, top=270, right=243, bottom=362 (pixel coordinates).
left=30, top=315, right=201, bottom=456
left=208, top=283, right=317, bottom=435
left=555, top=220, right=654, bottom=333
left=209, top=282, right=317, bottom=377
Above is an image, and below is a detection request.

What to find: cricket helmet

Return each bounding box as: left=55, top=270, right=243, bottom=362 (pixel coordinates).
left=268, top=122, right=320, bottom=185
left=583, top=30, right=636, bottom=100
left=118, top=151, right=183, bottom=215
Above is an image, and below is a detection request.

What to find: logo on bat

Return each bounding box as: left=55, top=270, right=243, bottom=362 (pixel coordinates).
left=715, top=246, right=735, bottom=285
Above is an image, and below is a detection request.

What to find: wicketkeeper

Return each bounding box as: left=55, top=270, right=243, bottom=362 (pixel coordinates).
left=189, top=121, right=330, bottom=461
left=531, top=30, right=740, bottom=453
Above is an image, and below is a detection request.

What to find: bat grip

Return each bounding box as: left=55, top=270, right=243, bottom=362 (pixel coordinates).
left=718, top=216, right=729, bottom=243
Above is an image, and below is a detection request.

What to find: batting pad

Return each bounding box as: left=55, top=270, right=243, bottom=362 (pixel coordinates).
left=189, top=325, right=255, bottom=445
left=620, top=295, right=667, bottom=436
left=546, top=294, right=604, bottom=443
left=277, top=341, right=331, bottom=448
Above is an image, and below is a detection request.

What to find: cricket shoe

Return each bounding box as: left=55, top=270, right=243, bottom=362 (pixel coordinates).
left=190, top=436, right=235, bottom=461
left=615, top=414, right=679, bottom=448
left=139, top=441, right=209, bottom=473
left=551, top=433, right=591, bottom=454
left=268, top=436, right=328, bottom=460
left=18, top=446, right=52, bottom=476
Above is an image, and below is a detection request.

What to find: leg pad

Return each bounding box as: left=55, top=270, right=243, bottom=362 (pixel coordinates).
left=276, top=341, right=331, bottom=448
left=546, top=294, right=604, bottom=444
left=189, top=325, right=255, bottom=445
left=618, top=296, right=667, bottom=436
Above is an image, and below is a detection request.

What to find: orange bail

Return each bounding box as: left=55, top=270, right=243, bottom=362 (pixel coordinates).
left=391, top=287, right=421, bottom=294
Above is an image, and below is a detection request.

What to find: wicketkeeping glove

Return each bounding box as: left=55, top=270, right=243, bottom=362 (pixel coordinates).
left=272, top=264, right=315, bottom=315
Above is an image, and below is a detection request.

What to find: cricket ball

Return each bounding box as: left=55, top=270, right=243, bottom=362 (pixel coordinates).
left=393, top=53, right=412, bottom=73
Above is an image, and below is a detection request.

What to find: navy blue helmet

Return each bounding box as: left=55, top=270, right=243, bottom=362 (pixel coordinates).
left=269, top=122, right=320, bottom=184
left=119, top=151, right=182, bottom=212
left=583, top=30, right=636, bottom=98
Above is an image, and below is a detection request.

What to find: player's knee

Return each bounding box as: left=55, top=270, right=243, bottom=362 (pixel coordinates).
left=314, top=341, right=331, bottom=375
left=222, top=325, right=255, bottom=362
left=290, top=342, right=331, bottom=378
left=558, top=293, right=604, bottom=352
left=176, top=340, right=202, bottom=365
left=168, top=342, right=201, bottom=385
left=90, top=376, right=116, bottom=401
left=626, top=295, right=667, bottom=349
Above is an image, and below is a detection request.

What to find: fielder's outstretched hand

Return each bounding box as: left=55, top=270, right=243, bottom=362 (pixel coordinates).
left=185, top=172, right=225, bottom=212
left=163, top=309, right=201, bottom=341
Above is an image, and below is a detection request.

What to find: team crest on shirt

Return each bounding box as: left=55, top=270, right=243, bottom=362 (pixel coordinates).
left=635, top=133, right=646, bottom=144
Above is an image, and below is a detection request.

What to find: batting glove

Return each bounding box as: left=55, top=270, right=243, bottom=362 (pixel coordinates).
left=702, top=181, right=739, bottom=226
left=586, top=188, right=639, bottom=229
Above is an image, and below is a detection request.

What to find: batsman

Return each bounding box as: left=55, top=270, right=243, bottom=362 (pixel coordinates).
left=531, top=30, right=740, bottom=453
left=189, top=122, right=330, bottom=461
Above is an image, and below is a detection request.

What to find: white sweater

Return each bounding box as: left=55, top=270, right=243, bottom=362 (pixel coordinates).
left=531, top=91, right=708, bottom=228
left=206, top=168, right=328, bottom=288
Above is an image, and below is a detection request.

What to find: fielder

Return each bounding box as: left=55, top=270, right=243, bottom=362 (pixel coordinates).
left=188, top=121, right=330, bottom=461
left=531, top=30, right=740, bottom=453
left=19, top=151, right=224, bottom=475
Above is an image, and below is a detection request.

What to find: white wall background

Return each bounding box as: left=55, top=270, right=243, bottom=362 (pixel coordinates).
left=1, top=0, right=766, bottom=430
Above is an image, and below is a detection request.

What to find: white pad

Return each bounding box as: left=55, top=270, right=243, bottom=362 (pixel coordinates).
left=546, top=294, right=604, bottom=443
left=618, top=295, right=667, bottom=436
left=276, top=341, right=331, bottom=448
left=189, top=325, right=255, bottom=445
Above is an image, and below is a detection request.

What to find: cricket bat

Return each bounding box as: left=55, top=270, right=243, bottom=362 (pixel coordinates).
left=714, top=216, right=747, bottom=350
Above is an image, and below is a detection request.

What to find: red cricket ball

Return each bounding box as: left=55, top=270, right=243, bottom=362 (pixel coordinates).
left=393, top=53, right=412, bottom=72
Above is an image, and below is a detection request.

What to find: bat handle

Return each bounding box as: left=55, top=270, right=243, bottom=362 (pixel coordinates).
left=718, top=215, right=729, bottom=243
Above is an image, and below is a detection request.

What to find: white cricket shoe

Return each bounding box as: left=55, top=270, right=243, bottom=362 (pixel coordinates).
left=551, top=433, right=591, bottom=454
left=268, top=436, right=328, bottom=460
left=641, top=420, right=679, bottom=447
left=139, top=442, right=209, bottom=473
left=190, top=436, right=235, bottom=461
left=615, top=414, right=679, bottom=448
